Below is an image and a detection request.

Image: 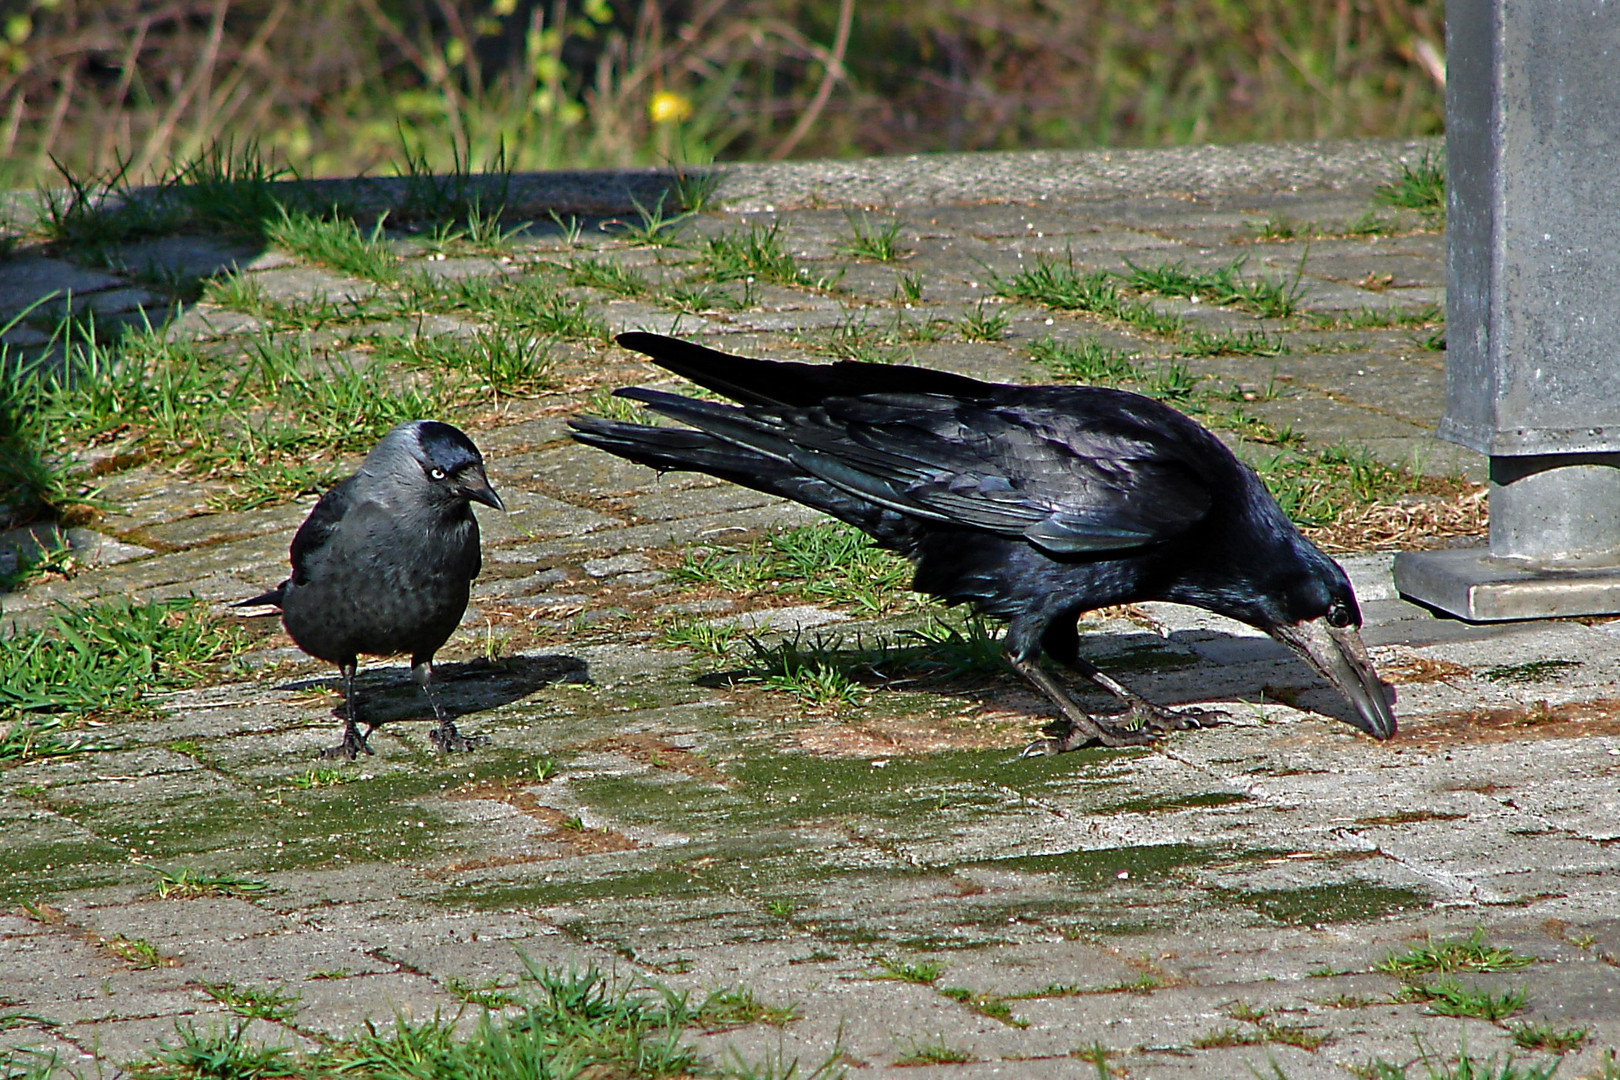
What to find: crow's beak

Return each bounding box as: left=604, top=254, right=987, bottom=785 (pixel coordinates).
left=1267, top=618, right=1397, bottom=739
left=463, top=468, right=505, bottom=511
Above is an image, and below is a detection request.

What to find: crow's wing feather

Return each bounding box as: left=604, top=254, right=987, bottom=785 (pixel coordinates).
left=627, top=388, right=1213, bottom=553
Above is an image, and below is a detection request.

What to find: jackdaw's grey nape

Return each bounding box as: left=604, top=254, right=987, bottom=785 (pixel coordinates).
left=236, top=420, right=505, bottom=759
left=570, top=332, right=1395, bottom=753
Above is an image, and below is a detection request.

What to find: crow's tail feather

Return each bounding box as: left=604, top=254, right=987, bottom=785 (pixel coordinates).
left=615, top=331, right=991, bottom=407
left=567, top=414, right=918, bottom=553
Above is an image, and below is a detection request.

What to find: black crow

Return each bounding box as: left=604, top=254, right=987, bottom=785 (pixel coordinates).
left=569, top=332, right=1395, bottom=751
left=238, top=420, right=505, bottom=759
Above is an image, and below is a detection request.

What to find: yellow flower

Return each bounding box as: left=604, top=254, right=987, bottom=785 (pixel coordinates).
left=648, top=91, right=693, bottom=125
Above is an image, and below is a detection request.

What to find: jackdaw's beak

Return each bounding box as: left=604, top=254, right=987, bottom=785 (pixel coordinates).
left=463, top=468, right=505, bottom=511
left=1267, top=618, right=1396, bottom=739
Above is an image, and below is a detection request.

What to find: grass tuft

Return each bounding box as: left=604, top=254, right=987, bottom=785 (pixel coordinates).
left=836, top=213, right=908, bottom=262
left=200, top=981, right=301, bottom=1022
left=893, top=1037, right=973, bottom=1067
left=1121, top=254, right=1307, bottom=318
left=266, top=207, right=399, bottom=281
left=1375, top=151, right=1446, bottom=225
left=151, top=867, right=269, bottom=900
left=874, top=957, right=945, bottom=985
left=995, top=257, right=1182, bottom=337
left=1375, top=929, right=1535, bottom=979
left=1397, top=978, right=1528, bottom=1022
left=1507, top=1021, right=1587, bottom=1054
left=702, top=221, right=839, bottom=289
left=133, top=1020, right=300, bottom=1080
left=0, top=597, right=248, bottom=762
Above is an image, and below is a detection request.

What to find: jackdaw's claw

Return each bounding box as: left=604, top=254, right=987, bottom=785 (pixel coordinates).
left=428, top=720, right=490, bottom=753
left=320, top=721, right=374, bottom=760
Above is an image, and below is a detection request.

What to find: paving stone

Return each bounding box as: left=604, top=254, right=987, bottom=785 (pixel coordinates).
left=8, top=138, right=1620, bottom=1076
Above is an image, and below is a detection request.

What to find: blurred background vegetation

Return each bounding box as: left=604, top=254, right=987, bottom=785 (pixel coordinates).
left=1, top=0, right=1444, bottom=187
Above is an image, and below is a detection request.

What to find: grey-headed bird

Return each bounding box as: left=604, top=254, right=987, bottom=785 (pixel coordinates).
left=238, top=420, right=504, bottom=758
left=569, top=332, right=1395, bottom=753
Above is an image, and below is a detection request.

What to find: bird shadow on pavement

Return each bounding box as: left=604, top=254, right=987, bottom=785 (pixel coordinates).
left=697, top=625, right=1391, bottom=738
left=284, top=652, right=589, bottom=727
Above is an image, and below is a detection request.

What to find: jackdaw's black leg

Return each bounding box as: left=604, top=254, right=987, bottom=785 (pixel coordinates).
left=321, top=659, right=374, bottom=759
left=415, top=656, right=490, bottom=752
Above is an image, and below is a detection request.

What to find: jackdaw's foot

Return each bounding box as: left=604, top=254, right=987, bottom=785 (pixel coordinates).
left=1020, top=715, right=1157, bottom=757
left=428, top=719, right=491, bottom=753
left=320, top=721, right=374, bottom=760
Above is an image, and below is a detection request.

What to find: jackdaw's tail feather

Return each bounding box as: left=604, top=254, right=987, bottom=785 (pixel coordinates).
left=233, top=582, right=287, bottom=610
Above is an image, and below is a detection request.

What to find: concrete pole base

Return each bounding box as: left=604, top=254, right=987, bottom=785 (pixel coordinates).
left=1393, top=547, right=1620, bottom=622
left=1394, top=456, right=1620, bottom=622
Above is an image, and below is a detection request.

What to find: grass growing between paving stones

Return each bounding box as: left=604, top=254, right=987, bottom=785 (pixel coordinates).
left=1395, top=979, right=1528, bottom=1022
left=836, top=213, right=909, bottom=262
left=1375, top=151, right=1447, bottom=226
left=1507, top=1022, right=1588, bottom=1054
left=200, top=981, right=301, bottom=1022
left=938, top=986, right=1028, bottom=1028
left=125, top=962, right=806, bottom=1080
left=0, top=597, right=249, bottom=764
left=687, top=615, right=1010, bottom=713
left=36, top=144, right=313, bottom=260
left=1121, top=253, right=1308, bottom=318
left=150, top=867, right=268, bottom=900
left=2, top=276, right=575, bottom=511
left=892, top=1037, right=974, bottom=1067
left=700, top=220, right=840, bottom=290
left=1375, top=929, right=1535, bottom=979
left=1349, top=1043, right=1563, bottom=1080
left=671, top=522, right=915, bottom=615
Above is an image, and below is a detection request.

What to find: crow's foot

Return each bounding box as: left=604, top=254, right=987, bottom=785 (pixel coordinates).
left=428, top=720, right=490, bottom=753
left=1020, top=716, right=1157, bottom=757
left=1123, top=700, right=1228, bottom=734
left=320, top=721, right=374, bottom=760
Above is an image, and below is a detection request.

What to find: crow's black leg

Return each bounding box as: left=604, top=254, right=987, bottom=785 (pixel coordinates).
left=414, top=656, right=490, bottom=752
left=320, top=659, right=374, bottom=759
left=1002, top=617, right=1155, bottom=755
left=1009, top=652, right=1156, bottom=754
left=1042, top=617, right=1225, bottom=735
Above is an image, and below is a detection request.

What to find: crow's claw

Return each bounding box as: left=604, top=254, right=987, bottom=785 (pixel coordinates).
left=1020, top=716, right=1158, bottom=756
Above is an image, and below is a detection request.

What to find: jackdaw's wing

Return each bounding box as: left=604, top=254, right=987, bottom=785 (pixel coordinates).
left=288, top=477, right=361, bottom=586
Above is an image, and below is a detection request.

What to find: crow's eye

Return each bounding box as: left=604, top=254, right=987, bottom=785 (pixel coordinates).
left=429, top=467, right=447, bottom=480
left=1326, top=600, right=1353, bottom=628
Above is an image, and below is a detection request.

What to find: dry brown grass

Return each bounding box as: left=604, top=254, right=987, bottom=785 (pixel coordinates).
left=1305, top=485, right=1489, bottom=554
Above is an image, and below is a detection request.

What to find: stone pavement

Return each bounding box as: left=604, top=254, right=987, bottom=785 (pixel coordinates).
left=3, top=136, right=1620, bottom=1078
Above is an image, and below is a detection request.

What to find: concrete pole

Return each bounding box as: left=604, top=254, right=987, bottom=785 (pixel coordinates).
left=1392, top=0, right=1620, bottom=621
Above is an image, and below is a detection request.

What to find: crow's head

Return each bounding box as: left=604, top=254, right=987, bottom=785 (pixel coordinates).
left=1261, top=552, right=1396, bottom=740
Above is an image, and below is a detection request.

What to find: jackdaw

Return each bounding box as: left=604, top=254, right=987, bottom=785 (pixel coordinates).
left=238, top=419, right=505, bottom=758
